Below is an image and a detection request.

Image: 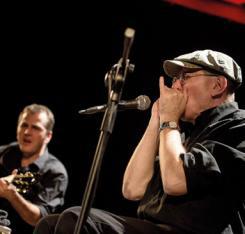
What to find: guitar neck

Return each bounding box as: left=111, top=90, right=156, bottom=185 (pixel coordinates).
left=2, top=172, right=39, bottom=194
left=3, top=172, right=35, bottom=184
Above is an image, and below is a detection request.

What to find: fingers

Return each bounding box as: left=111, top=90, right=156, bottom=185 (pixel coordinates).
left=4, top=180, right=10, bottom=186
left=159, top=76, right=165, bottom=94
left=159, top=76, right=172, bottom=95
left=152, top=99, right=159, bottom=113
left=11, top=169, right=18, bottom=175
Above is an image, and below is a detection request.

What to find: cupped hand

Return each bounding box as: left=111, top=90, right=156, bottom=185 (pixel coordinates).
left=158, top=76, right=187, bottom=122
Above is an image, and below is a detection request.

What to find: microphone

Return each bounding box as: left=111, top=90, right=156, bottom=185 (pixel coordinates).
left=78, top=95, right=151, bottom=115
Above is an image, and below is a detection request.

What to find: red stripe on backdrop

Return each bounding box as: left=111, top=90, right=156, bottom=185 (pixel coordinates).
left=223, top=0, right=245, bottom=4
left=164, top=0, right=245, bottom=24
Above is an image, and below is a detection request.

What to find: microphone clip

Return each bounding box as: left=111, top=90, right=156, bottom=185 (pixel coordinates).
left=108, top=28, right=136, bottom=103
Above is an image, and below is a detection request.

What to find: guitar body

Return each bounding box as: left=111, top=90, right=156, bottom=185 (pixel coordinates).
left=0, top=225, right=11, bottom=234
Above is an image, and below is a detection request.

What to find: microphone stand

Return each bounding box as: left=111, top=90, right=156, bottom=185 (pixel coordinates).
left=74, top=27, right=135, bottom=234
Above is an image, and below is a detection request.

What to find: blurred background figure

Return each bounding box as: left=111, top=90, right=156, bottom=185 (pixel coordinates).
left=0, top=104, right=68, bottom=234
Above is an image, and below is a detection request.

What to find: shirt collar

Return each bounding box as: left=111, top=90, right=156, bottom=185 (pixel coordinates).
left=31, top=148, right=49, bottom=170
left=194, top=101, right=239, bottom=129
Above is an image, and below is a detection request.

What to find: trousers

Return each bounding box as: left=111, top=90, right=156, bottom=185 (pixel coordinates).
left=34, top=206, right=185, bottom=234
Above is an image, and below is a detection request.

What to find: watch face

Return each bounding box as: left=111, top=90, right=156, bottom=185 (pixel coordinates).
left=169, top=121, right=178, bottom=128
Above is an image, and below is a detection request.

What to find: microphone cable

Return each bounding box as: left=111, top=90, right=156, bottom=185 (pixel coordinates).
left=0, top=209, right=10, bottom=227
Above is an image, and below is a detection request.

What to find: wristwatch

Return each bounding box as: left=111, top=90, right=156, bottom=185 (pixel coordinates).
left=159, top=121, right=179, bottom=132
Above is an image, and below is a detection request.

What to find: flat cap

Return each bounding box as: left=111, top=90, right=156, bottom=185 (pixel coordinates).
left=163, top=49, right=242, bottom=87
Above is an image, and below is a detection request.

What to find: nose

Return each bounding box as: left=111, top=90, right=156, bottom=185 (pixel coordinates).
left=24, top=127, right=31, bottom=135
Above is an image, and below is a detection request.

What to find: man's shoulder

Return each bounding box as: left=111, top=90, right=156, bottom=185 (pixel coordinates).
left=234, top=108, right=245, bottom=119
left=43, top=151, right=68, bottom=175
left=46, top=151, right=63, bottom=163
left=0, top=142, right=18, bottom=155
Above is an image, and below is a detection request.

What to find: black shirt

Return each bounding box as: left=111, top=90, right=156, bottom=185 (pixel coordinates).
left=0, top=142, right=68, bottom=234
left=138, top=102, right=245, bottom=234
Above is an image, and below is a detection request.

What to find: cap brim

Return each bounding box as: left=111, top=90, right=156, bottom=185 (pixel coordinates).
left=163, top=60, right=203, bottom=78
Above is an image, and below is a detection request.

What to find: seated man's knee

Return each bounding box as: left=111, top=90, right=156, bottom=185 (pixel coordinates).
left=34, top=214, right=60, bottom=234
left=54, top=206, right=81, bottom=233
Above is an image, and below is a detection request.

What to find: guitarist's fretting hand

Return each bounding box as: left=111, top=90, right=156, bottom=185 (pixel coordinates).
left=0, top=169, right=18, bottom=199
left=1, top=170, right=39, bottom=196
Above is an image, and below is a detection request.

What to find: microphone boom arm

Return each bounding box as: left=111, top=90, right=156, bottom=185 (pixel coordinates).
left=78, top=95, right=151, bottom=115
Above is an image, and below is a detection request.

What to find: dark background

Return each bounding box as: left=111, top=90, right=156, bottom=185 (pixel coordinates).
left=1, top=1, right=245, bottom=217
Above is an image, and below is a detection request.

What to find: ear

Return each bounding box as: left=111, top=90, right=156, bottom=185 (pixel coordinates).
left=211, top=76, right=228, bottom=97
left=44, top=131, right=53, bottom=144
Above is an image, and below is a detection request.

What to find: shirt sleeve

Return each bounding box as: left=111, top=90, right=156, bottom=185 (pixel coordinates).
left=180, top=140, right=245, bottom=197
left=31, top=165, right=69, bottom=217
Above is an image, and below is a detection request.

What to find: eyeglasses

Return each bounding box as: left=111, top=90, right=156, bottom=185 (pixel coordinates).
left=172, top=71, right=218, bottom=86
